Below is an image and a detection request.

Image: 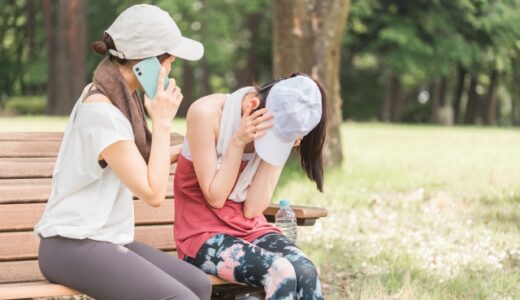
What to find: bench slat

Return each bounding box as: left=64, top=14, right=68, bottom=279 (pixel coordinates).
left=0, top=132, right=64, bottom=141
left=264, top=205, right=328, bottom=226
left=0, top=277, right=232, bottom=300
left=0, top=141, right=61, bottom=158
left=0, top=199, right=175, bottom=232
left=0, top=225, right=176, bottom=261
left=0, top=281, right=80, bottom=299
left=0, top=178, right=51, bottom=203
left=0, top=133, right=184, bottom=158
left=0, top=158, right=177, bottom=179
left=0, top=176, right=175, bottom=204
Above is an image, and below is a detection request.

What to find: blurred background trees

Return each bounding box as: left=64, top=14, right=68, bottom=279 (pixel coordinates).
left=4, top=0, right=520, bottom=126
left=1, top=0, right=519, bottom=125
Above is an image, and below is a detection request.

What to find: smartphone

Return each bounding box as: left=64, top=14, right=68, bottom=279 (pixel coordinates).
left=132, top=57, right=170, bottom=100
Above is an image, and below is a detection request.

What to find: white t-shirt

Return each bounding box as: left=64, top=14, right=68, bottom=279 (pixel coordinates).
left=35, top=84, right=136, bottom=245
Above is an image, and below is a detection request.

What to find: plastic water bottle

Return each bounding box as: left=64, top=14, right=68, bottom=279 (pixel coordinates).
left=275, top=199, right=297, bottom=244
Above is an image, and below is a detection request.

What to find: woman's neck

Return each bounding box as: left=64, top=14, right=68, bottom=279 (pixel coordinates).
left=116, top=61, right=140, bottom=92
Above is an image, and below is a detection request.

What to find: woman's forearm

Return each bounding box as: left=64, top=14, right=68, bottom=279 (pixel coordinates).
left=243, top=161, right=283, bottom=218
left=145, top=121, right=172, bottom=206
left=206, top=136, right=245, bottom=208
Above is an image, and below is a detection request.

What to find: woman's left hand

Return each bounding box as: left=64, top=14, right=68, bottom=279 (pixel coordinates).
left=170, top=144, right=182, bottom=164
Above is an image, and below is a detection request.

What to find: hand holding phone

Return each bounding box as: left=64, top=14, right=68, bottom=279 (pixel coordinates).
left=132, top=57, right=170, bottom=100
left=142, top=65, right=184, bottom=126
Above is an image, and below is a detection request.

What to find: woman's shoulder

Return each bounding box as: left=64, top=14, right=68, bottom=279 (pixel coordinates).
left=82, top=89, right=112, bottom=105
left=187, top=93, right=226, bottom=121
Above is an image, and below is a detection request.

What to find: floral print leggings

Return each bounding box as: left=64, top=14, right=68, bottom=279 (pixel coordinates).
left=185, top=233, right=323, bottom=300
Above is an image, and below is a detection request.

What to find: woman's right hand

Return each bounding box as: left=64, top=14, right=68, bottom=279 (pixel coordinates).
left=144, top=67, right=183, bottom=127
left=233, top=106, right=273, bottom=146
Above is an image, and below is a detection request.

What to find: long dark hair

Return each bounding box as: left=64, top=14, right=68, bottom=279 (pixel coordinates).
left=254, top=73, right=328, bottom=192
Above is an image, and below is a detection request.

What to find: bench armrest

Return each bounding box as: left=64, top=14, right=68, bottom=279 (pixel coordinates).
left=263, top=205, right=327, bottom=226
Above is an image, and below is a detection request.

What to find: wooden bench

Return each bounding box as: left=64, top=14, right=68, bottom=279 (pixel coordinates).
left=0, top=132, right=327, bottom=300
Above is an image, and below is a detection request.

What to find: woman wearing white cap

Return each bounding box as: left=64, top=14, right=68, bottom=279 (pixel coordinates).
left=174, top=73, right=326, bottom=299
left=34, top=4, right=211, bottom=300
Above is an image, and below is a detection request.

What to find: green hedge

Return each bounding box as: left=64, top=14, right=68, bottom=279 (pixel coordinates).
left=3, top=96, right=46, bottom=115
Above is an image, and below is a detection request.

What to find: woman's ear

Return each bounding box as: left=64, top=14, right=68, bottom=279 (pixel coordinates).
left=248, top=96, right=261, bottom=110
left=293, top=138, right=302, bottom=147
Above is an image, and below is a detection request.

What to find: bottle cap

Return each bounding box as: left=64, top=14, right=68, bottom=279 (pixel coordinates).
left=279, top=199, right=290, bottom=207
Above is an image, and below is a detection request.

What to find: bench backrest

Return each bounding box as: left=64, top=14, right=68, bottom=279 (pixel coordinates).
left=0, top=132, right=183, bottom=286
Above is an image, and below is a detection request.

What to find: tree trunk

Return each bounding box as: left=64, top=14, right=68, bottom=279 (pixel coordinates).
left=512, top=60, right=520, bottom=126
left=272, top=0, right=351, bottom=166
left=201, top=58, right=211, bottom=96
left=236, top=12, right=262, bottom=88
left=431, top=77, right=448, bottom=124
left=453, top=65, right=466, bottom=124
left=513, top=96, right=520, bottom=126
left=177, top=61, right=195, bottom=118
left=430, top=83, right=440, bottom=124
left=390, top=74, right=404, bottom=122
left=484, top=69, right=499, bottom=126
left=381, top=72, right=393, bottom=122
left=24, top=0, right=37, bottom=95
left=464, top=75, right=479, bottom=125
left=43, top=0, right=87, bottom=115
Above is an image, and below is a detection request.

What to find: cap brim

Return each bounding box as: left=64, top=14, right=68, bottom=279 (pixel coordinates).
left=168, top=36, right=204, bottom=61
left=254, top=129, right=294, bottom=166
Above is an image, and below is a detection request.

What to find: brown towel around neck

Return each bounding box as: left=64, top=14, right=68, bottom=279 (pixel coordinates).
left=92, top=57, right=152, bottom=162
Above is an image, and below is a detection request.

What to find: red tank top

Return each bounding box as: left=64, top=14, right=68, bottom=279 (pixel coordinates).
left=173, top=154, right=281, bottom=260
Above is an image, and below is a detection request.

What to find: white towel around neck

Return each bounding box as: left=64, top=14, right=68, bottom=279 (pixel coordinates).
left=217, top=86, right=262, bottom=202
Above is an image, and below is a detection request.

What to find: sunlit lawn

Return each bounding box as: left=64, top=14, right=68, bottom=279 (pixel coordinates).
left=277, top=123, right=520, bottom=299
left=2, top=116, right=520, bottom=299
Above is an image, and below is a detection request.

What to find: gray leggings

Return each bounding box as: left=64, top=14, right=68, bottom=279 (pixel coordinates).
left=38, top=236, right=212, bottom=300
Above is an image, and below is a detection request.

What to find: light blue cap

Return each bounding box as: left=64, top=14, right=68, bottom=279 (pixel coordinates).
left=279, top=199, right=290, bottom=207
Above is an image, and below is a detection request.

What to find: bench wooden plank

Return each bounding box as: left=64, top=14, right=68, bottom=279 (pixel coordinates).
left=0, top=133, right=184, bottom=158
left=0, top=178, right=51, bottom=203
left=0, top=276, right=233, bottom=300
left=0, top=281, right=80, bottom=299
left=264, top=205, right=328, bottom=226
left=0, top=158, right=177, bottom=179
left=0, top=200, right=175, bottom=232
left=0, top=132, right=184, bottom=142
left=0, top=176, right=175, bottom=204
left=0, top=132, right=64, bottom=141
left=0, top=260, right=48, bottom=284
left=0, top=141, right=61, bottom=158
left=0, top=225, right=176, bottom=261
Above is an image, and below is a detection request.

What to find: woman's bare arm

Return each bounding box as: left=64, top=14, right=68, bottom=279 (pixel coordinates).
left=242, top=161, right=283, bottom=218
left=186, top=96, right=244, bottom=208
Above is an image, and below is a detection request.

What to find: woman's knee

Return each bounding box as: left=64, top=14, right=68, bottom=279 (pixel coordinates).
left=293, top=260, right=319, bottom=283
left=264, top=257, right=297, bottom=298
left=269, top=257, right=297, bottom=282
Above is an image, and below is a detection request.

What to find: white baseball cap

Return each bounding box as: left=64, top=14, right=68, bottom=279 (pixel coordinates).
left=254, top=75, right=323, bottom=166
left=105, top=4, right=204, bottom=61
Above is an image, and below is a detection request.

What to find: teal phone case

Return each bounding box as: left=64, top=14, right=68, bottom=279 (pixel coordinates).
left=132, top=57, right=169, bottom=100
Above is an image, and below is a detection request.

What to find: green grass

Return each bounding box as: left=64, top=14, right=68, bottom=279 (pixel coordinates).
left=2, top=117, right=519, bottom=299
left=274, top=123, right=520, bottom=299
